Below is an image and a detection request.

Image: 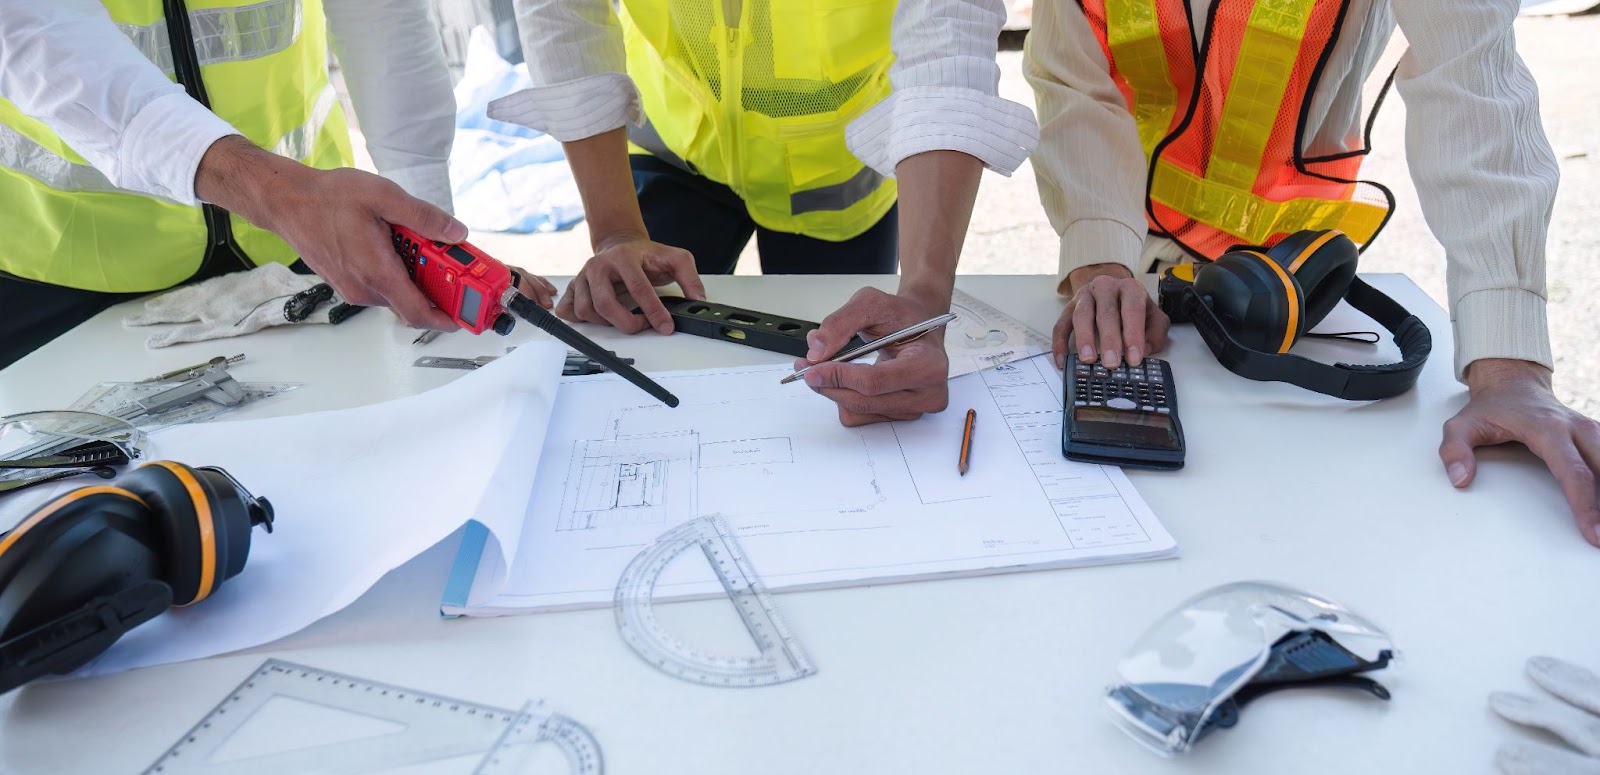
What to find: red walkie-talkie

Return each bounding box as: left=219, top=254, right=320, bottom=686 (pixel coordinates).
left=390, top=225, right=679, bottom=407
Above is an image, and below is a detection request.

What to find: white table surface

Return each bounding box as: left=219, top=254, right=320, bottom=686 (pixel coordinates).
left=0, top=274, right=1591, bottom=774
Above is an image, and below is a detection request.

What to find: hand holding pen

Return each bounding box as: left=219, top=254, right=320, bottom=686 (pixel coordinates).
left=786, top=287, right=956, bottom=427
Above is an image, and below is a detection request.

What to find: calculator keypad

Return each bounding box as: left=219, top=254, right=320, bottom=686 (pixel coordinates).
left=1072, top=358, right=1172, bottom=412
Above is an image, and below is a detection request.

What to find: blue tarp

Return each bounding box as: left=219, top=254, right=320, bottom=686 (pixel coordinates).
left=449, top=28, right=585, bottom=234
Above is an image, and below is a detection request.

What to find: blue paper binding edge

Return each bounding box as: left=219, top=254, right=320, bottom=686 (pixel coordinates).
left=440, top=520, right=491, bottom=619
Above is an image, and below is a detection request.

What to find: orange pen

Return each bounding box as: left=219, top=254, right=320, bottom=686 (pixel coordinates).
left=958, top=409, right=976, bottom=476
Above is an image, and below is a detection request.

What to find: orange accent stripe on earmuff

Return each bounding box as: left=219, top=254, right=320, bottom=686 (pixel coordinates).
left=1286, top=230, right=1342, bottom=274
left=0, top=486, right=147, bottom=558
left=1252, top=253, right=1301, bottom=354
left=147, top=462, right=216, bottom=606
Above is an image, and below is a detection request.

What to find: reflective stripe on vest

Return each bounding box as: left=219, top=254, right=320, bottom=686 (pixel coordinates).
left=116, top=0, right=303, bottom=78
left=0, top=0, right=353, bottom=293
left=1080, top=0, right=1390, bottom=256
left=620, top=0, right=898, bottom=241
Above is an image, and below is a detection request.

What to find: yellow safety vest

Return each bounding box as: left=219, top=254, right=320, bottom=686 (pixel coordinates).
left=620, top=0, right=898, bottom=242
left=0, top=0, right=353, bottom=293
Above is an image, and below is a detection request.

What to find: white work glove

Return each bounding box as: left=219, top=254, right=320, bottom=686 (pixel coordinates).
left=1492, top=656, right=1600, bottom=774
left=124, top=263, right=343, bottom=348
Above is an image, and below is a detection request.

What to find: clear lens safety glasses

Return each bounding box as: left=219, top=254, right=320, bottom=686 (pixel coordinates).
left=0, top=410, right=147, bottom=495
left=1106, top=581, right=1397, bottom=756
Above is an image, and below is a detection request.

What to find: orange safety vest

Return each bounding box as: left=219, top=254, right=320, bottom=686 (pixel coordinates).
left=1079, top=0, right=1392, bottom=258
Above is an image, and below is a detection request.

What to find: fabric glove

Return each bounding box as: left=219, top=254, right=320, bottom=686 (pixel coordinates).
left=1492, top=656, right=1600, bottom=774
left=123, top=263, right=344, bottom=348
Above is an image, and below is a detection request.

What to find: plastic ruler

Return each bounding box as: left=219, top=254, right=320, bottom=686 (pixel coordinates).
left=945, top=288, right=1053, bottom=377
left=474, top=701, right=604, bottom=775
left=71, top=379, right=299, bottom=430
left=614, top=514, right=817, bottom=688
left=144, top=660, right=601, bottom=775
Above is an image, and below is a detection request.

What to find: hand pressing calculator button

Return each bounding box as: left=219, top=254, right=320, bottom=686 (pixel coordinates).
left=1062, top=354, right=1186, bottom=470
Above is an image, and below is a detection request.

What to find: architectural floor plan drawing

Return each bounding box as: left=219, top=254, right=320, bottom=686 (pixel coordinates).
left=557, top=433, right=698, bottom=532
left=450, top=357, right=1177, bottom=615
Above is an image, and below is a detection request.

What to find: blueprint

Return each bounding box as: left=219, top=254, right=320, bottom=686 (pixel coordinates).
left=448, top=356, right=1177, bottom=614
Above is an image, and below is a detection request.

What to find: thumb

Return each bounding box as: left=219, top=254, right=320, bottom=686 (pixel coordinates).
left=808, top=293, right=881, bottom=362
left=1439, top=415, right=1487, bottom=488
left=380, top=185, right=468, bottom=244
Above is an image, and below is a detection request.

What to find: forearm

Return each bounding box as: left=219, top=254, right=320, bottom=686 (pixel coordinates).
left=194, top=135, right=306, bottom=232
left=563, top=128, right=648, bottom=251
left=894, top=150, right=983, bottom=310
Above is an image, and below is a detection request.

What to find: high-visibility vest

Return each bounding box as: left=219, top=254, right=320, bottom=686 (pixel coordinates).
left=1080, top=0, right=1392, bottom=257
left=619, top=0, right=898, bottom=242
left=0, top=0, right=353, bottom=293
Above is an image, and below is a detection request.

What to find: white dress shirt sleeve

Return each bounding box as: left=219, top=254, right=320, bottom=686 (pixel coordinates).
left=485, top=0, right=641, bottom=142
left=0, top=0, right=237, bottom=205
left=1021, top=0, right=1148, bottom=283
left=1392, top=0, right=1558, bottom=379
left=324, top=0, right=457, bottom=212
left=845, top=0, right=1040, bottom=179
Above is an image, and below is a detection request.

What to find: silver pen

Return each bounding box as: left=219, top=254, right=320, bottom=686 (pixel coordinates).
left=780, top=312, right=958, bottom=385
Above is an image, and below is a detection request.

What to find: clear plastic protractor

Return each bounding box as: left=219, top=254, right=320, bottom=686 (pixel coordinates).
left=472, top=700, right=604, bottom=775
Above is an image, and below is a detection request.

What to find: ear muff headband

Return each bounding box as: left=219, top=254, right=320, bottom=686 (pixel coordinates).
left=1286, top=230, right=1341, bottom=274
left=0, top=486, right=147, bottom=559
left=143, top=461, right=218, bottom=606
left=1179, top=276, right=1432, bottom=400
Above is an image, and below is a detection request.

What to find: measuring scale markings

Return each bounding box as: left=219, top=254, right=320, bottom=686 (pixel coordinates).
left=946, top=289, right=1052, bottom=376
left=145, top=660, right=600, bottom=775
left=614, top=515, right=817, bottom=687
left=473, top=700, right=603, bottom=775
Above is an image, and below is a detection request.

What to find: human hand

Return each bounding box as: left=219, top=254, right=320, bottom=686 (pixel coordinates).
left=1053, top=262, right=1169, bottom=370
left=508, top=266, right=558, bottom=310
left=795, top=287, right=950, bottom=427
left=1440, top=359, right=1600, bottom=547
left=1490, top=656, right=1600, bottom=773
left=194, top=135, right=462, bottom=331
left=555, top=235, right=707, bottom=335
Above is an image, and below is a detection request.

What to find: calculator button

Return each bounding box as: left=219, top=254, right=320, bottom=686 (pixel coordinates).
left=1074, top=400, right=1088, bottom=406
left=1106, top=397, right=1137, bottom=410
left=1141, top=405, right=1156, bottom=412
left=1156, top=407, right=1171, bottom=414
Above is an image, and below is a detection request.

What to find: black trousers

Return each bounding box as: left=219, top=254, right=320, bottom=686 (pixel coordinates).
left=0, top=260, right=309, bottom=371
left=631, top=155, right=898, bottom=275
left=0, top=278, right=140, bottom=371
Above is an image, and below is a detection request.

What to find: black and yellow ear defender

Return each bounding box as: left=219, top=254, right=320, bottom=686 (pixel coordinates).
left=0, top=462, right=272, bottom=694
left=1157, top=229, right=1432, bottom=400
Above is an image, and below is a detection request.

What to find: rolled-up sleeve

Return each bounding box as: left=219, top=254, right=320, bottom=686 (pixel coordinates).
left=0, top=0, right=237, bottom=205
left=486, top=0, right=640, bottom=142
left=845, top=0, right=1040, bottom=178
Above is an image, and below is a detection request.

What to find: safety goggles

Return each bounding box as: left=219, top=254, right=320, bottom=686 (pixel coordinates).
left=0, top=411, right=146, bottom=495
left=1106, top=581, right=1396, bottom=755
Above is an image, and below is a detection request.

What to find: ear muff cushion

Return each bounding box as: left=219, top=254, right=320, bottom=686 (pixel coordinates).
left=0, top=488, right=160, bottom=640
left=119, top=463, right=218, bottom=606
left=1194, top=251, right=1305, bottom=353
left=191, top=468, right=255, bottom=583
left=1267, top=230, right=1358, bottom=328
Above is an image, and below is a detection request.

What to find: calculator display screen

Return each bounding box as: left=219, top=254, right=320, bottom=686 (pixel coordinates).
left=1072, top=406, right=1180, bottom=450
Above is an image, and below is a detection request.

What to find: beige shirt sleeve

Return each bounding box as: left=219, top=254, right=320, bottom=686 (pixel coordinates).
left=1392, top=0, right=1557, bottom=380
left=1022, top=0, right=1148, bottom=288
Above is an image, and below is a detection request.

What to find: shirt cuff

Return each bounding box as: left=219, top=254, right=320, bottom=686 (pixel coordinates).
left=119, top=91, right=238, bottom=206
left=486, top=73, right=641, bottom=143
left=1057, top=218, right=1145, bottom=284
left=845, top=86, right=1039, bottom=178
left=383, top=161, right=454, bottom=215
left=1452, top=286, right=1554, bottom=382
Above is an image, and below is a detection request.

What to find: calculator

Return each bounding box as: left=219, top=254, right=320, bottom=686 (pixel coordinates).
left=1062, top=354, right=1186, bottom=470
